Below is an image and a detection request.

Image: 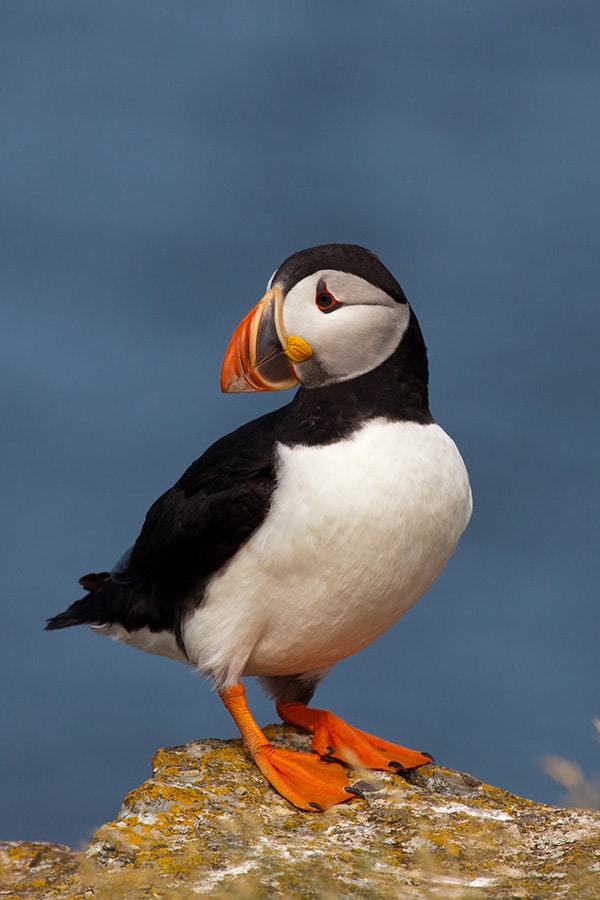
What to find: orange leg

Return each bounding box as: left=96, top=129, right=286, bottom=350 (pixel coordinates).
left=276, top=700, right=432, bottom=773
left=219, top=682, right=362, bottom=811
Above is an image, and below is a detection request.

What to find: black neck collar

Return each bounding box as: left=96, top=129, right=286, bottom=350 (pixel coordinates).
left=276, top=309, right=432, bottom=447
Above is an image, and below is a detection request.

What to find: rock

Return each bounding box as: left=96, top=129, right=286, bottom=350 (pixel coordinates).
left=0, top=841, right=79, bottom=899
left=3, top=725, right=600, bottom=898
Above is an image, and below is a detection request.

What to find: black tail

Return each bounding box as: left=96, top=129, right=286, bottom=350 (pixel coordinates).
left=46, top=571, right=174, bottom=635
left=45, top=601, right=100, bottom=630
left=45, top=571, right=112, bottom=630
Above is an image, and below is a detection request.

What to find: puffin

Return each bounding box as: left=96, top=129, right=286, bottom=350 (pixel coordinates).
left=46, top=243, right=472, bottom=812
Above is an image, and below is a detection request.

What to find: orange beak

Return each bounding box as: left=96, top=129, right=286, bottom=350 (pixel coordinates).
left=221, top=287, right=311, bottom=392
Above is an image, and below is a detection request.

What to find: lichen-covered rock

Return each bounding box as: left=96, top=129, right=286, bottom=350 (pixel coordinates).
left=0, top=840, right=80, bottom=899
left=3, top=726, right=600, bottom=898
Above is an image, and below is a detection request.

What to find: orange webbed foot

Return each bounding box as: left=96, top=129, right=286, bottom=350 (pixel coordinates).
left=219, top=682, right=363, bottom=811
left=277, top=701, right=432, bottom=773
left=253, top=744, right=361, bottom=811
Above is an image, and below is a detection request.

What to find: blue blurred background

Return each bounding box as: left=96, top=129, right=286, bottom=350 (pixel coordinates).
left=2, top=1, right=599, bottom=848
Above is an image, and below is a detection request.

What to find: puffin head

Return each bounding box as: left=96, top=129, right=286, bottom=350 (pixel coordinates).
left=221, top=244, right=418, bottom=393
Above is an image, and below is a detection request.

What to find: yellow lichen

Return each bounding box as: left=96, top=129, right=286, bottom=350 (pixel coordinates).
left=4, top=731, right=600, bottom=899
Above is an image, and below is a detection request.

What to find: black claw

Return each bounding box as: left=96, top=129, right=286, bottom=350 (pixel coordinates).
left=388, top=760, right=408, bottom=774
left=420, top=751, right=435, bottom=763
left=344, top=785, right=366, bottom=800
left=320, top=747, right=337, bottom=762
left=307, top=801, right=324, bottom=812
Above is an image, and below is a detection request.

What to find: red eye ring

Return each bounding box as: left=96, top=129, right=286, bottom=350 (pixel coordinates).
left=315, top=282, right=342, bottom=314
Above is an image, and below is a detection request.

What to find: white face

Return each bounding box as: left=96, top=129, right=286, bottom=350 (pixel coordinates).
left=277, top=270, right=411, bottom=388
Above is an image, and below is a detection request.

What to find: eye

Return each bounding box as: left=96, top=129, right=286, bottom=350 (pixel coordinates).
left=315, top=280, right=343, bottom=314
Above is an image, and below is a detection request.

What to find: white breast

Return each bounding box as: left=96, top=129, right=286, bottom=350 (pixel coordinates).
left=183, top=419, right=472, bottom=689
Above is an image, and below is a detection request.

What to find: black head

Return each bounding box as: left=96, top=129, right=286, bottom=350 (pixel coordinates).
left=270, top=244, right=409, bottom=306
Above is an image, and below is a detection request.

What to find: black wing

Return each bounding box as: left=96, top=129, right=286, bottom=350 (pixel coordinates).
left=46, top=406, right=288, bottom=645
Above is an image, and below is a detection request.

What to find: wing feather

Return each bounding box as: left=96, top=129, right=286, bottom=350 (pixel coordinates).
left=46, top=407, right=287, bottom=640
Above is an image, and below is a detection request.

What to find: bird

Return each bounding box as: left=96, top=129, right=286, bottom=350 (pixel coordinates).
left=46, top=243, right=472, bottom=812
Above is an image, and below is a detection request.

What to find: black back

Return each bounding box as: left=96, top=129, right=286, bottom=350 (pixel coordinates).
left=45, top=408, right=284, bottom=650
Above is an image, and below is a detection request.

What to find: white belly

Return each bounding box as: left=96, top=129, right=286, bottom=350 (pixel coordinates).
left=183, top=419, right=472, bottom=687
